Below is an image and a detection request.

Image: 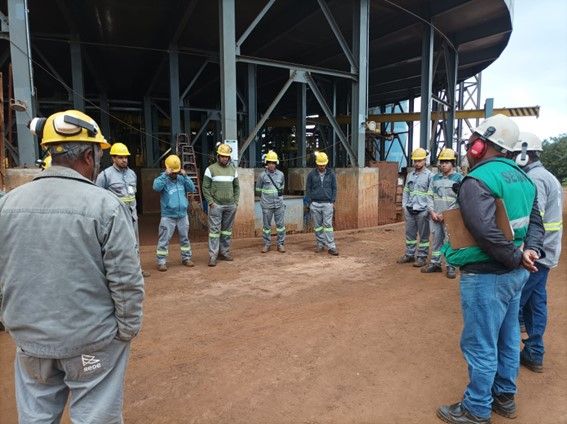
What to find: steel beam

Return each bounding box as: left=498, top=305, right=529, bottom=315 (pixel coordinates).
left=241, top=72, right=296, bottom=155
left=7, top=0, right=37, bottom=166
left=191, top=113, right=213, bottom=147
left=444, top=44, right=458, bottom=150
left=168, top=46, right=181, bottom=147
left=99, top=93, right=110, bottom=138
left=143, top=97, right=156, bottom=166
left=296, top=83, right=307, bottom=167
left=419, top=23, right=434, bottom=150
left=32, top=43, right=71, bottom=99
left=331, top=81, right=337, bottom=167
left=350, top=0, right=369, bottom=168
left=317, top=0, right=357, bottom=72
left=236, top=0, right=276, bottom=53
left=305, top=72, right=357, bottom=167
left=180, top=60, right=208, bottom=103
left=219, top=0, right=238, bottom=142
left=246, top=63, right=258, bottom=167
left=237, top=55, right=357, bottom=81
left=70, top=38, right=84, bottom=110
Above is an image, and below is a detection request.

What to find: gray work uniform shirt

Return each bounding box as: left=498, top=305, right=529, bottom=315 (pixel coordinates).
left=0, top=166, right=144, bottom=358
left=523, top=161, right=563, bottom=268
left=402, top=168, right=433, bottom=212
left=255, top=169, right=285, bottom=209
left=96, top=165, right=138, bottom=221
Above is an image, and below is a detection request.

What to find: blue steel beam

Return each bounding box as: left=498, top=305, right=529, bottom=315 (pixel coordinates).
left=419, top=23, right=434, bottom=150
left=246, top=63, right=258, bottom=167
left=169, top=46, right=181, bottom=147
left=296, top=83, right=306, bottom=168
left=70, top=38, right=85, bottom=110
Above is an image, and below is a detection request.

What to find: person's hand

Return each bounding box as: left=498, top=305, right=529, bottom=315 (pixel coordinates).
left=165, top=168, right=172, bottom=175
left=437, top=212, right=444, bottom=222
left=521, top=249, right=539, bottom=272
left=209, top=203, right=215, bottom=209
left=430, top=211, right=440, bottom=221
left=180, top=169, right=187, bottom=176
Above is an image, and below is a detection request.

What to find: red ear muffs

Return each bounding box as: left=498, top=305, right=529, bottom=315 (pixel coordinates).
left=468, top=137, right=487, bottom=159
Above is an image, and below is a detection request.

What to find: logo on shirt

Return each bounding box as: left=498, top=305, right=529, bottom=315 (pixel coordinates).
left=81, top=354, right=102, bottom=372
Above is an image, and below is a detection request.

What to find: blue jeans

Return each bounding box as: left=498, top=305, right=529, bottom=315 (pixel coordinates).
left=519, top=265, right=550, bottom=363
left=459, top=267, right=529, bottom=418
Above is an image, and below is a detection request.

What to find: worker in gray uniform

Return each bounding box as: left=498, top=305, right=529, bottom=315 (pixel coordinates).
left=0, top=110, right=144, bottom=423
left=96, top=142, right=150, bottom=277
left=422, top=148, right=463, bottom=278
left=514, top=132, right=563, bottom=373
left=306, top=151, right=338, bottom=256
left=256, top=150, right=286, bottom=253
left=398, top=147, right=433, bottom=267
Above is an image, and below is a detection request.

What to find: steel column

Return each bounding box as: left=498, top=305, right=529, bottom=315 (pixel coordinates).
left=444, top=44, right=458, bottom=150
left=296, top=83, right=307, bottom=167
left=70, top=38, right=85, bottom=110
left=143, top=96, right=156, bottom=166
left=169, top=46, right=181, bottom=147
left=350, top=0, right=369, bottom=168
left=7, top=0, right=37, bottom=165
left=419, top=23, right=434, bottom=150
left=219, top=0, right=238, bottom=142
left=331, top=81, right=337, bottom=167
left=99, top=93, right=110, bottom=138
left=246, top=63, right=258, bottom=167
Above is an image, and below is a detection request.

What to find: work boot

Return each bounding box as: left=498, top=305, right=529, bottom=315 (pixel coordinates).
left=182, top=259, right=195, bottom=267
left=142, top=269, right=151, bottom=277
left=446, top=266, right=457, bottom=279
left=157, top=264, right=167, bottom=272
left=491, top=393, right=517, bottom=419
left=261, top=245, right=270, bottom=253
left=328, top=248, right=339, bottom=256
left=277, top=245, right=286, bottom=253
left=208, top=257, right=217, bottom=267
left=520, top=349, right=543, bottom=373
left=436, top=402, right=492, bottom=424
left=397, top=255, right=415, bottom=264
left=413, top=257, right=427, bottom=267
left=314, top=245, right=324, bottom=253
left=421, top=263, right=442, bottom=273
left=219, top=253, right=233, bottom=261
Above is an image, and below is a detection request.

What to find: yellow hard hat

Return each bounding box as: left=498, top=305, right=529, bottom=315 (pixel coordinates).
left=264, top=150, right=279, bottom=164
left=411, top=148, right=427, bottom=160
left=438, top=148, right=456, bottom=161
left=216, top=143, right=232, bottom=157
left=315, top=151, right=329, bottom=165
left=30, top=110, right=110, bottom=149
left=165, top=154, right=181, bottom=173
left=110, top=142, right=130, bottom=156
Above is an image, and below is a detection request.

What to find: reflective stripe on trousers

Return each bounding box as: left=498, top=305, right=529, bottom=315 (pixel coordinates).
left=430, top=220, right=447, bottom=264
left=156, top=216, right=191, bottom=265
left=208, top=203, right=237, bottom=258
left=403, top=209, right=430, bottom=258
left=262, top=205, right=286, bottom=246
left=310, top=202, right=336, bottom=250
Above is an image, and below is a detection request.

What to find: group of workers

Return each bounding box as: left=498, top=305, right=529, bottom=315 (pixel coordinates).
left=0, top=109, right=563, bottom=423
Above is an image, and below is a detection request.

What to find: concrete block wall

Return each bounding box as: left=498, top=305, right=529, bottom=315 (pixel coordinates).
left=335, top=168, right=380, bottom=230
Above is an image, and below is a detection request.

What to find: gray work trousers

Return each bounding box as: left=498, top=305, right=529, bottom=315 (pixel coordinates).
left=208, top=203, right=237, bottom=259
left=310, top=202, right=336, bottom=250
left=430, top=220, right=447, bottom=264
left=156, top=216, right=191, bottom=265
left=403, top=209, right=430, bottom=259
left=15, top=338, right=130, bottom=424
left=262, top=206, right=286, bottom=246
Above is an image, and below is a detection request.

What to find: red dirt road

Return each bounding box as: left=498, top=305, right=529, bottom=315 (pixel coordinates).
left=1, top=221, right=566, bottom=423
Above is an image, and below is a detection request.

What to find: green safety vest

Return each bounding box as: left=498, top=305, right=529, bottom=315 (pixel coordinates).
left=444, top=157, right=536, bottom=267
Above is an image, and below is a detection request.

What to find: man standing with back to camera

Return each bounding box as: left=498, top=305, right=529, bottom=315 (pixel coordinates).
left=438, top=114, right=544, bottom=424
left=0, top=110, right=144, bottom=423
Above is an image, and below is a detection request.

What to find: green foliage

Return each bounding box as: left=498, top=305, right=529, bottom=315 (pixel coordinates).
left=540, top=134, right=567, bottom=185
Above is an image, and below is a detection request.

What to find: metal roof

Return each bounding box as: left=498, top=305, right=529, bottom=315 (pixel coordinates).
left=6, top=0, right=513, bottom=114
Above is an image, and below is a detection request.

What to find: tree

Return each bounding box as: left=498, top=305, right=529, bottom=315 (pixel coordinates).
left=540, top=134, right=567, bottom=185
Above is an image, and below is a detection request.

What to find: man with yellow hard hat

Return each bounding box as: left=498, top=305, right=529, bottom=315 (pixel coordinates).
left=256, top=150, right=286, bottom=253
left=398, top=147, right=433, bottom=267
left=97, top=142, right=150, bottom=277
left=0, top=110, right=144, bottom=422
left=202, top=142, right=240, bottom=266
left=305, top=151, right=338, bottom=255
left=153, top=154, right=196, bottom=271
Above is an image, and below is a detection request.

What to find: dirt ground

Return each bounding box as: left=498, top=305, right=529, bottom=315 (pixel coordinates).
left=1, top=217, right=566, bottom=424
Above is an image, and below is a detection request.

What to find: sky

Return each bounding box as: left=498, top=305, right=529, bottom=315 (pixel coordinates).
left=480, top=0, right=567, bottom=140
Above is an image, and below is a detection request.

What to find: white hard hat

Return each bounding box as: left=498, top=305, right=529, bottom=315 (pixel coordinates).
left=514, top=132, right=543, bottom=152
left=473, top=114, right=519, bottom=152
